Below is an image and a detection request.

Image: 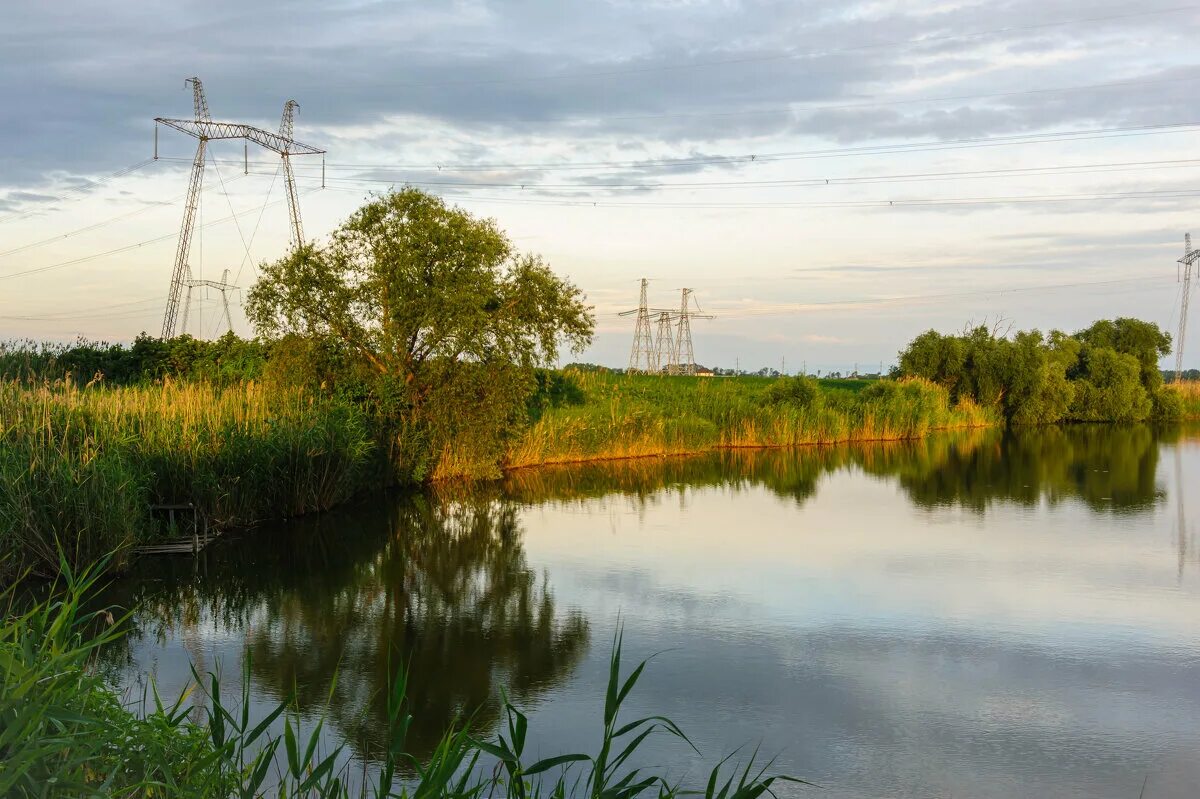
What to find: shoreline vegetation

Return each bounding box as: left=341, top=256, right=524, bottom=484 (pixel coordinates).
left=2, top=188, right=1200, bottom=797
left=0, top=189, right=1190, bottom=583
left=0, top=191, right=1197, bottom=583
left=1, top=357, right=1195, bottom=579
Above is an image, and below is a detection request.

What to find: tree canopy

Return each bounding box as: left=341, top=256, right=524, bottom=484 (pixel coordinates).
left=896, top=318, right=1177, bottom=424
left=247, top=188, right=595, bottom=478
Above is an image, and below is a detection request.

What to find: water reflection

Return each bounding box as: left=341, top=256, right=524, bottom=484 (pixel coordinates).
left=109, top=496, right=589, bottom=759
left=504, top=425, right=1169, bottom=514
left=106, top=424, right=1199, bottom=798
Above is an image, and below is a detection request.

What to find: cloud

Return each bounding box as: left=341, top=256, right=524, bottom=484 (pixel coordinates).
left=3, top=0, right=1197, bottom=192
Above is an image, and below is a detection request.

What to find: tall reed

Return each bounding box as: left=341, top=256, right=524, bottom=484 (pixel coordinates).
left=0, top=379, right=378, bottom=578
left=505, top=373, right=996, bottom=470
left=1167, top=380, right=1200, bottom=419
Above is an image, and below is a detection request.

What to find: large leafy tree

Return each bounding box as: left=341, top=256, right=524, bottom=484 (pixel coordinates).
left=247, top=188, right=595, bottom=478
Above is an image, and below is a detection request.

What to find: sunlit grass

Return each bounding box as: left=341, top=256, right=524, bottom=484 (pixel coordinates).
left=0, top=379, right=378, bottom=578
left=505, top=372, right=996, bottom=470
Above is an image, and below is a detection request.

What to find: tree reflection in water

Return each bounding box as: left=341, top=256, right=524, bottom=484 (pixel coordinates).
left=504, top=424, right=1179, bottom=514
left=108, top=423, right=1190, bottom=766
left=109, top=493, right=589, bottom=762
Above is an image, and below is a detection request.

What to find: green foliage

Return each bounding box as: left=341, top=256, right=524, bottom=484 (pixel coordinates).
left=897, top=330, right=967, bottom=397
left=508, top=372, right=994, bottom=470
left=1150, top=385, right=1184, bottom=421
left=527, top=368, right=586, bottom=421
left=3, top=570, right=798, bottom=798
left=895, top=318, right=1180, bottom=424
left=1068, top=347, right=1151, bottom=422
left=762, top=375, right=821, bottom=409
left=247, top=188, right=595, bottom=480
left=0, top=381, right=379, bottom=580
left=0, top=333, right=270, bottom=385
left=1074, top=317, right=1171, bottom=391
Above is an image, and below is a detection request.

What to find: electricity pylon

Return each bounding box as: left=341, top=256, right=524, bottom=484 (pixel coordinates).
left=619, top=279, right=655, bottom=373
left=1178, top=233, right=1197, bottom=382
left=278, top=100, right=304, bottom=246
left=653, top=311, right=676, bottom=375
left=155, top=77, right=325, bottom=339
left=672, top=288, right=713, bottom=375
left=180, top=268, right=238, bottom=338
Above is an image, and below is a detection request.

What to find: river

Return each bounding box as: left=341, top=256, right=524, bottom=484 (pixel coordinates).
left=105, top=424, right=1200, bottom=798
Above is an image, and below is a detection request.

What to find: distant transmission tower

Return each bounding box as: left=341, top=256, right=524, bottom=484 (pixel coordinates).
left=1178, top=233, right=1197, bottom=382
left=180, top=268, right=238, bottom=337
left=620, top=279, right=656, bottom=373
left=653, top=311, right=676, bottom=375
left=154, top=77, right=325, bottom=339
left=672, top=288, right=713, bottom=376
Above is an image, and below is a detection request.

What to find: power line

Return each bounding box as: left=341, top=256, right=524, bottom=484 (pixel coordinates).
left=278, top=157, right=1200, bottom=192
left=691, top=275, right=1179, bottom=318
left=365, top=5, right=1200, bottom=88
left=0, top=193, right=302, bottom=283
left=0, top=159, right=159, bottom=224
left=172, top=120, right=1200, bottom=175
left=590, top=73, right=1200, bottom=125
left=0, top=175, right=248, bottom=260
left=316, top=183, right=1200, bottom=209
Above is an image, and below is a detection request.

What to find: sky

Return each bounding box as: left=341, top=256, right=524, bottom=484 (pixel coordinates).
left=2, top=0, right=1199, bottom=373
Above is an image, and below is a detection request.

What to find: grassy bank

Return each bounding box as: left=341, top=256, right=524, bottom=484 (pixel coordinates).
left=7, top=372, right=1189, bottom=577
left=505, top=371, right=995, bottom=471
left=2, top=566, right=795, bottom=798
left=0, top=380, right=378, bottom=577
left=1170, top=379, right=1200, bottom=418
left=0, top=373, right=995, bottom=575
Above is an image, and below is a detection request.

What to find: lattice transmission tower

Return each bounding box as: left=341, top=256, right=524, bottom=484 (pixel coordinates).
left=620, top=279, right=656, bottom=373
left=154, top=77, right=326, bottom=339
left=671, top=288, right=713, bottom=375
left=653, top=311, right=676, bottom=375
left=180, top=268, right=239, bottom=337
left=1178, top=233, right=1197, bottom=382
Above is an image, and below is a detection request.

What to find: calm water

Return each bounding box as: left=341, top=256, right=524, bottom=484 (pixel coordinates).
left=106, top=425, right=1200, bottom=798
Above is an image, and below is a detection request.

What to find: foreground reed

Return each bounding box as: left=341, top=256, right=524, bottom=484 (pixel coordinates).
left=0, top=379, right=378, bottom=578
left=1, top=563, right=803, bottom=798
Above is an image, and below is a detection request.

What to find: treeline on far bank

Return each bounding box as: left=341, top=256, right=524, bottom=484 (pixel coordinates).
left=895, top=317, right=1199, bottom=424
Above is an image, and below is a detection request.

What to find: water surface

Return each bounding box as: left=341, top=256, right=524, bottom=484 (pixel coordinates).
left=107, top=425, right=1200, bottom=798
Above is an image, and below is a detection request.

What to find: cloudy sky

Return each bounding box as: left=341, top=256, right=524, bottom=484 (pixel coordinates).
left=2, top=0, right=1199, bottom=372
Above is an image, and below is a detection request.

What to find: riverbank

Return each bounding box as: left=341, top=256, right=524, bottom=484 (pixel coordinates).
left=6, top=372, right=1198, bottom=579
left=0, top=380, right=380, bottom=577
left=500, top=371, right=996, bottom=473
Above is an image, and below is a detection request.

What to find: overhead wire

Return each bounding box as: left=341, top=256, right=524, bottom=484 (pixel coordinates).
left=171, top=120, right=1200, bottom=175
left=0, top=192, right=307, bottom=283
left=231, top=161, right=281, bottom=288
left=267, top=157, right=1200, bottom=192
left=313, top=183, right=1200, bottom=209
left=594, top=274, right=1180, bottom=318
left=0, top=175, right=249, bottom=260
left=369, top=4, right=1200, bottom=88
left=0, top=158, right=159, bottom=225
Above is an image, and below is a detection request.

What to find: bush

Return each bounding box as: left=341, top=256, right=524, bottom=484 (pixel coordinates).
left=1068, top=348, right=1151, bottom=422
left=762, top=375, right=822, bottom=409
left=1151, top=386, right=1184, bottom=421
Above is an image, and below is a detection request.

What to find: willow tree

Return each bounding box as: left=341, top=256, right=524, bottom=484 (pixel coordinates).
left=247, top=188, right=594, bottom=479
